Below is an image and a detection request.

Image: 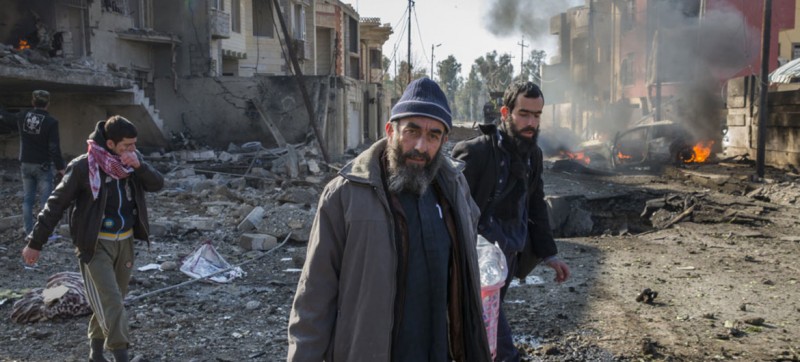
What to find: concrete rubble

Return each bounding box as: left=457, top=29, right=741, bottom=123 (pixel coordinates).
left=0, top=43, right=135, bottom=84
left=2, top=127, right=800, bottom=360
left=144, top=142, right=330, bottom=247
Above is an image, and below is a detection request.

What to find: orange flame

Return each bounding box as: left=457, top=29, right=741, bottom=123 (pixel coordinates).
left=617, top=151, right=633, bottom=160
left=561, top=150, right=591, bottom=165
left=684, top=140, right=714, bottom=163
left=17, top=39, right=30, bottom=50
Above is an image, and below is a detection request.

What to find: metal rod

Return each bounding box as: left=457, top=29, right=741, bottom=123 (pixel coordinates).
left=125, top=234, right=291, bottom=304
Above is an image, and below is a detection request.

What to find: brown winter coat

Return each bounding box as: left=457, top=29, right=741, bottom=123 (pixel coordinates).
left=287, top=139, right=491, bottom=361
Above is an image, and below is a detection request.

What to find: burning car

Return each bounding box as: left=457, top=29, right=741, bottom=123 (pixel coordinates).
left=610, top=120, right=714, bottom=169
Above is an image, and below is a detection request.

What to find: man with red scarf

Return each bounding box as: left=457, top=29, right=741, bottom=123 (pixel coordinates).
left=22, top=115, right=164, bottom=362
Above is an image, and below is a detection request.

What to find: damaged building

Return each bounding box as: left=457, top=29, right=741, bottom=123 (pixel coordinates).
left=0, top=0, right=392, bottom=161
left=541, top=0, right=799, bottom=168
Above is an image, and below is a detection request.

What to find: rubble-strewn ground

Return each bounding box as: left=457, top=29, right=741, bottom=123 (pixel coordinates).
left=1, top=126, right=799, bottom=361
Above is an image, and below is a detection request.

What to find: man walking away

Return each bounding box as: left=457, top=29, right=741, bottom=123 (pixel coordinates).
left=0, top=90, right=65, bottom=236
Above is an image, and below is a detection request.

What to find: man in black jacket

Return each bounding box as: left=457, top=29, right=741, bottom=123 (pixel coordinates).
left=22, top=116, right=164, bottom=362
left=452, top=81, right=570, bottom=361
left=0, top=90, right=65, bottom=235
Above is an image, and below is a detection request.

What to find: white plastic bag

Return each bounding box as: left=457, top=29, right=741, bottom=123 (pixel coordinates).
left=476, top=234, right=508, bottom=287
left=180, top=241, right=245, bottom=283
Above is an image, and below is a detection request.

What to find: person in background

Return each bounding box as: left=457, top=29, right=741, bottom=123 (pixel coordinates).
left=288, top=78, right=491, bottom=361
left=452, top=81, right=571, bottom=361
left=22, top=115, right=164, bottom=362
left=0, top=90, right=65, bottom=236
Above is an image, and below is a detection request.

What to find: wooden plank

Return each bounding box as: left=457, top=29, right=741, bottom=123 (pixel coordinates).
left=250, top=100, right=288, bottom=149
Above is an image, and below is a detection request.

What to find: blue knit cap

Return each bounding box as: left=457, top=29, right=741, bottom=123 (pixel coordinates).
left=390, top=78, right=452, bottom=131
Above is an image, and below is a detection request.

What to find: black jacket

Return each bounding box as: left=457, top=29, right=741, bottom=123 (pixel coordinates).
left=27, top=121, right=164, bottom=263
left=452, top=124, right=557, bottom=278
left=0, top=108, right=65, bottom=170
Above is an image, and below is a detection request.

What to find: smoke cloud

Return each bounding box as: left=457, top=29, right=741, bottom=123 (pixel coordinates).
left=487, top=0, right=759, bottom=149
left=485, top=0, right=585, bottom=40
left=656, top=2, right=759, bottom=140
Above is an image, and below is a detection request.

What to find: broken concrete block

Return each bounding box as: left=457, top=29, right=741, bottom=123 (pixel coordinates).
left=304, top=176, right=325, bottom=185
left=12, top=54, right=30, bottom=65
left=272, top=148, right=300, bottom=178
left=0, top=215, right=21, bottom=232
left=148, top=221, right=172, bottom=237
left=249, top=167, right=271, bottom=177
left=192, top=179, right=218, bottom=193
left=179, top=150, right=216, bottom=162
left=237, top=206, right=265, bottom=231
left=160, top=261, right=178, bottom=271
left=307, top=159, right=321, bottom=174
left=234, top=204, right=255, bottom=220
left=183, top=216, right=217, bottom=231
left=218, top=151, right=237, bottom=162
left=170, top=168, right=196, bottom=178
left=239, top=233, right=278, bottom=251
left=277, top=188, right=318, bottom=206
left=229, top=177, right=247, bottom=190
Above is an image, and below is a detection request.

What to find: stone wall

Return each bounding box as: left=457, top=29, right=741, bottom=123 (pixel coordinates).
left=154, top=75, right=372, bottom=159
left=726, top=76, right=800, bottom=168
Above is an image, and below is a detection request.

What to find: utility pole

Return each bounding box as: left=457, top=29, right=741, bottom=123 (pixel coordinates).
left=430, top=43, right=441, bottom=79
left=756, top=0, right=772, bottom=179
left=407, top=0, right=414, bottom=86
left=586, top=0, right=595, bottom=138
left=270, top=0, right=329, bottom=163
left=517, top=38, right=528, bottom=78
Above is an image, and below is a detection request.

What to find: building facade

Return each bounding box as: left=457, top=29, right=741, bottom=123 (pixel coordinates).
left=0, top=0, right=392, bottom=159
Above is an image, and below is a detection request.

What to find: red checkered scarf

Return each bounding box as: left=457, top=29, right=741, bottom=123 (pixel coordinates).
left=87, top=140, right=133, bottom=200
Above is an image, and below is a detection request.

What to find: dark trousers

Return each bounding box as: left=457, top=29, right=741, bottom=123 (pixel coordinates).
left=496, top=250, right=520, bottom=362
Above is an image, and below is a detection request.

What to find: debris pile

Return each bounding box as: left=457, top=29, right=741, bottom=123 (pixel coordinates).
left=0, top=43, right=135, bottom=80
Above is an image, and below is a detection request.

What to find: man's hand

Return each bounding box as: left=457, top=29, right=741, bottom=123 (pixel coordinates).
left=22, top=246, right=40, bottom=266
left=545, top=257, right=570, bottom=283
left=120, top=151, right=140, bottom=169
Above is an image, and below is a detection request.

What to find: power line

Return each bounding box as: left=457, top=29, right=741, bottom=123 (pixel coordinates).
left=413, top=6, right=429, bottom=66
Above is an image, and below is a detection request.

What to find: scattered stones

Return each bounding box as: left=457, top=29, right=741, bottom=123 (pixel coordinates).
left=239, top=233, right=278, bottom=251
left=744, top=317, right=765, bottom=326
left=245, top=300, right=261, bottom=310
left=159, top=261, right=178, bottom=271
left=237, top=206, right=265, bottom=232
left=635, top=288, right=658, bottom=304
left=640, top=338, right=658, bottom=355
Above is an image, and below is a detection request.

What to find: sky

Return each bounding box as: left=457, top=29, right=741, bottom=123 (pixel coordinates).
left=350, top=0, right=585, bottom=79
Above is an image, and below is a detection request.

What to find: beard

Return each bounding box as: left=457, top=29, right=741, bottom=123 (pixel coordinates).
left=503, top=118, right=539, bottom=154
left=386, top=138, right=444, bottom=195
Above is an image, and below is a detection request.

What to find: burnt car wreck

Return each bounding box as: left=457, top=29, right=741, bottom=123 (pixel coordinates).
left=610, top=120, right=714, bottom=170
